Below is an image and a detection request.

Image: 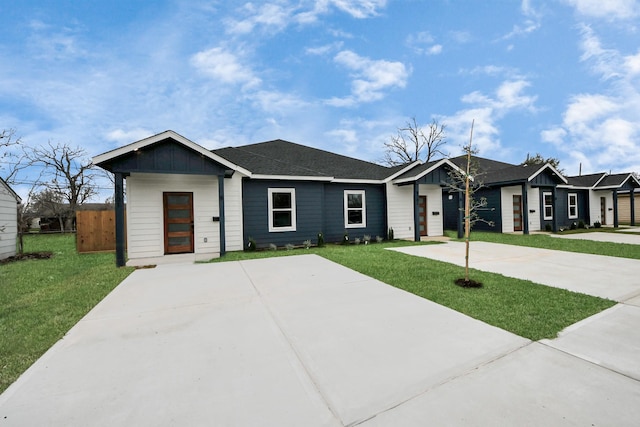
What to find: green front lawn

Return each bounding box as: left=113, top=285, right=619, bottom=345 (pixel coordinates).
left=453, top=230, right=640, bottom=260
left=0, top=234, right=134, bottom=394
left=215, top=240, right=615, bottom=341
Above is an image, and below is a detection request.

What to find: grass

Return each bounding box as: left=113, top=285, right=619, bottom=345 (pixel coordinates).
left=214, top=240, right=615, bottom=341
left=0, top=234, right=134, bottom=394
left=449, top=230, right=640, bottom=260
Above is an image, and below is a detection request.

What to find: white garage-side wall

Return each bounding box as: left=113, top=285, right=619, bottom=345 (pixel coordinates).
left=501, top=186, right=541, bottom=233
left=527, top=187, right=541, bottom=231
left=0, top=185, right=19, bottom=260
left=500, top=186, right=520, bottom=233
left=386, top=183, right=414, bottom=240
left=222, top=173, right=244, bottom=252
left=591, top=191, right=613, bottom=226
left=419, top=184, right=444, bottom=236
left=126, top=173, right=220, bottom=261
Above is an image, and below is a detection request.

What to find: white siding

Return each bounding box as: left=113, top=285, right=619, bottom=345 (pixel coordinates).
left=126, top=173, right=220, bottom=261
left=385, top=183, right=444, bottom=240
left=500, top=186, right=520, bottom=233
left=0, top=185, right=19, bottom=260
left=527, top=187, right=541, bottom=231
left=591, top=191, right=613, bottom=226
left=419, top=184, right=444, bottom=236
left=223, top=173, right=244, bottom=252
left=386, top=183, right=414, bottom=240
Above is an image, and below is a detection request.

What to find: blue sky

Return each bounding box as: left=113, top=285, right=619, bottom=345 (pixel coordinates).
left=2, top=0, right=640, bottom=199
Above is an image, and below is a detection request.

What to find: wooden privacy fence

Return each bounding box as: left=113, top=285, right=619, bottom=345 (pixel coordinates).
left=76, top=210, right=125, bottom=253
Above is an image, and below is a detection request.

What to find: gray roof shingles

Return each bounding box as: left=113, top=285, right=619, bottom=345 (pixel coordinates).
left=213, top=139, right=404, bottom=180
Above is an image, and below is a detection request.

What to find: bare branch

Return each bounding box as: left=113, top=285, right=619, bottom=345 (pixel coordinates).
left=382, top=117, right=447, bottom=166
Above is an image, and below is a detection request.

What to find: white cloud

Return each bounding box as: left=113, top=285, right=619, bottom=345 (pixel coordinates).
left=563, top=0, right=639, bottom=20
left=442, top=79, right=538, bottom=157
left=327, top=50, right=409, bottom=106
left=406, top=32, right=443, bottom=55
left=541, top=27, right=640, bottom=174
left=105, top=128, right=154, bottom=146
left=190, top=47, right=261, bottom=88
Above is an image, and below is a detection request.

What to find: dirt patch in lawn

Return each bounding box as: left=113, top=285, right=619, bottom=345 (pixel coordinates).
left=0, top=252, right=54, bottom=264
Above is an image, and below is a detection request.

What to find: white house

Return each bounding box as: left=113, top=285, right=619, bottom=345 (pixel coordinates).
left=0, top=178, right=21, bottom=260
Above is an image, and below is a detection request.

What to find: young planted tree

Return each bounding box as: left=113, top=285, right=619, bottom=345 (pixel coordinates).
left=382, top=117, right=447, bottom=166
left=445, top=120, right=494, bottom=287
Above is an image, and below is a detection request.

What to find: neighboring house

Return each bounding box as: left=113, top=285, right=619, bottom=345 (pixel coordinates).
left=0, top=178, right=21, bottom=260
left=92, top=130, right=639, bottom=266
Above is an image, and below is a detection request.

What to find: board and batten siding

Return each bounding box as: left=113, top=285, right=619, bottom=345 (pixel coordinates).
left=419, top=184, right=444, bottom=237
left=126, top=173, right=220, bottom=260
left=223, top=173, right=244, bottom=252
left=386, top=183, right=413, bottom=240
left=590, top=191, right=613, bottom=226
left=0, top=185, right=19, bottom=260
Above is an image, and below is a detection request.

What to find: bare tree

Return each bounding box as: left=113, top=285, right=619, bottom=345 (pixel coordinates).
left=383, top=117, right=447, bottom=166
left=444, top=120, right=494, bottom=287
left=0, top=128, right=26, bottom=183
left=24, top=141, right=97, bottom=231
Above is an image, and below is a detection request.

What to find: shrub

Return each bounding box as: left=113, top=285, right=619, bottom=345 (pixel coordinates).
left=285, top=243, right=294, bottom=251
left=363, top=235, right=371, bottom=244
left=570, top=222, right=577, bottom=230
left=303, top=239, right=312, bottom=249
left=545, top=223, right=552, bottom=232
left=578, top=220, right=585, bottom=229
left=594, top=221, right=602, bottom=228
left=269, top=243, right=277, bottom=251
left=375, top=236, right=384, bottom=243
left=342, top=232, right=349, bottom=245
left=388, top=227, right=394, bottom=240
left=354, top=237, right=361, bottom=245
left=317, top=232, right=325, bottom=247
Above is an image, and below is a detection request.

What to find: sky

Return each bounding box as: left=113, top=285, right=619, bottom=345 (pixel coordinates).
left=1, top=0, right=640, bottom=201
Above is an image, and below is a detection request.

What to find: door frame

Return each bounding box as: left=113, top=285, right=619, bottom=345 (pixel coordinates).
left=513, top=194, right=523, bottom=232
left=163, top=192, right=194, bottom=254
left=418, top=195, right=428, bottom=236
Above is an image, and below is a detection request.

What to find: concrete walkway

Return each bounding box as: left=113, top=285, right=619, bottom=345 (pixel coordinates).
left=1, top=254, right=640, bottom=426
left=551, top=230, right=640, bottom=244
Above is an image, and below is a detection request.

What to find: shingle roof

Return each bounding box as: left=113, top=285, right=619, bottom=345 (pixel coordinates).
left=213, top=139, right=402, bottom=180
left=447, top=155, right=562, bottom=185
left=595, top=173, right=638, bottom=188
left=566, top=173, right=606, bottom=187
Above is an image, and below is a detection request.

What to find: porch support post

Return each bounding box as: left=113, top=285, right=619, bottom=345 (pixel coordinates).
left=218, top=174, right=226, bottom=256
left=114, top=172, right=126, bottom=267
left=521, top=183, right=529, bottom=235
left=613, top=189, right=619, bottom=228
left=413, top=182, right=420, bottom=241
left=457, top=190, right=464, bottom=239
left=631, top=189, right=636, bottom=226
left=552, top=186, right=558, bottom=233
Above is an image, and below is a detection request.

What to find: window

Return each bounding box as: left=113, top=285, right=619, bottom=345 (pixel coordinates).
left=344, top=190, right=366, bottom=228
left=543, top=191, right=553, bottom=220
left=568, top=193, right=578, bottom=219
left=268, top=188, right=296, bottom=232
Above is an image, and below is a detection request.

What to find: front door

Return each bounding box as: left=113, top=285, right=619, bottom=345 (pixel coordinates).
left=513, top=195, right=523, bottom=232
left=600, top=197, right=606, bottom=225
left=163, top=192, right=194, bottom=254
left=418, top=195, right=428, bottom=236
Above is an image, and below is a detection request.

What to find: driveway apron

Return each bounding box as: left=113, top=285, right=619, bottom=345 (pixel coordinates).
left=2, top=253, right=640, bottom=426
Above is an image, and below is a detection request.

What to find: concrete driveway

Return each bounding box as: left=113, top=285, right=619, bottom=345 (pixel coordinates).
left=2, top=254, right=640, bottom=426
left=551, top=229, right=640, bottom=245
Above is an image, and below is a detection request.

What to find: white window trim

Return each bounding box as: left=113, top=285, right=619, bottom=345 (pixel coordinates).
left=344, top=190, right=366, bottom=228
left=543, top=191, right=553, bottom=220
left=268, top=188, right=296, bottom=232
left=568, top=193, right=578, bottom=219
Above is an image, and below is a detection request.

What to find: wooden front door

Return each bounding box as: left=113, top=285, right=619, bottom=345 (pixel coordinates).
left=418, top=195, right=428, bottom=236
left=163, top=192, right=194, bottom=254
left=600, top=197, right=606, bottom=225
left=513, top=195, right=523, bottom=232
